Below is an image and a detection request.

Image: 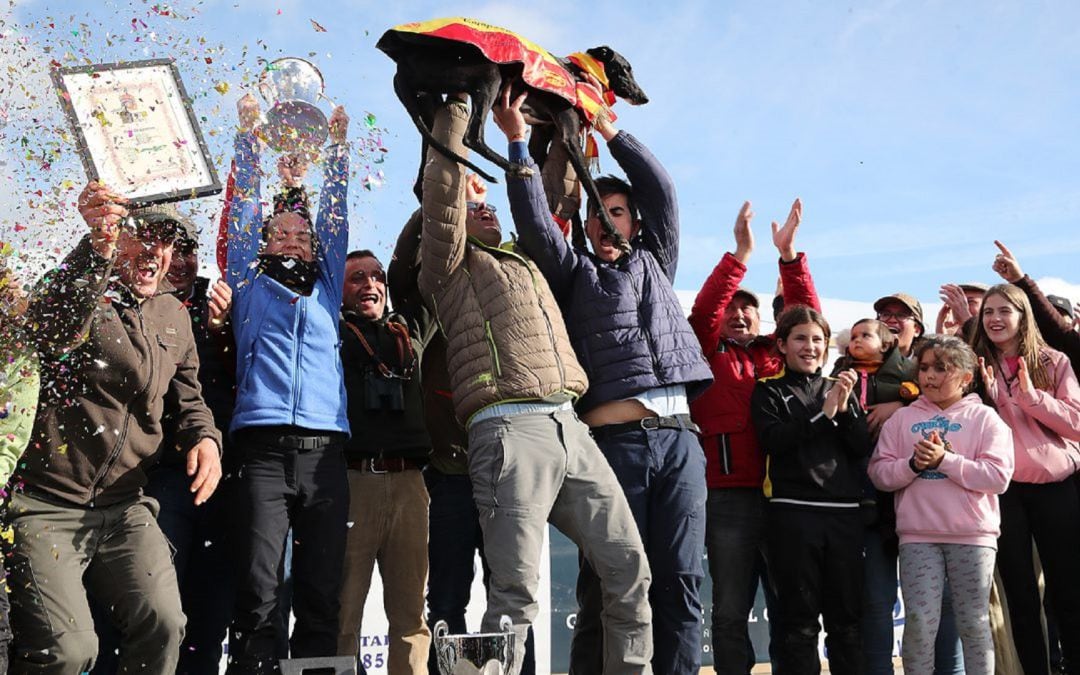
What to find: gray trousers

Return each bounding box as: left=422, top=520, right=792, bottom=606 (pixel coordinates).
left=3, top=491, right=185, bottom=674
left=468, top=408, right=653, bottom=675
left=899, top=542, right=996, bottom=675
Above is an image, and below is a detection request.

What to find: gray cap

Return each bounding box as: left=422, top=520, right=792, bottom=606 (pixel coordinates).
left=1047, top=294, right=1075, bottom=320
left=126, top=203, right=198, bottom=245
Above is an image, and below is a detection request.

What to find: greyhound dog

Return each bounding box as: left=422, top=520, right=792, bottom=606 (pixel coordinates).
left=377, top=21, right=648, bottom=252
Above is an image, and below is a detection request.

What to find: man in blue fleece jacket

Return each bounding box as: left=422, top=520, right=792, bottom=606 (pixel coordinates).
left=225, top=93, right=351, bottom=674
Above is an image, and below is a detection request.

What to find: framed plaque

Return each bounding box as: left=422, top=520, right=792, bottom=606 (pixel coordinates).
left=52, top=58, right=222, bottom=205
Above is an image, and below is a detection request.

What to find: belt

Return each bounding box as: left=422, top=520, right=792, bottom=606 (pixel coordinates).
left=348, top=457, right=424, bottom=473
left=239, top=427, right=344, bottom=451
left=590, top=414, right=700, bottom=441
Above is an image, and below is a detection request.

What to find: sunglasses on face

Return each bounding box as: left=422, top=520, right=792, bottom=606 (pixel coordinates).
left=351, top=270, right=386, bottom=284
left=877, top=312, right=914, bottom=322
left=466, top=201, right=497, bottom=214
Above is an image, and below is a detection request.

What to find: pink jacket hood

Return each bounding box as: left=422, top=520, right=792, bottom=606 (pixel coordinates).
left=869, top=394, right=1014, bottom=548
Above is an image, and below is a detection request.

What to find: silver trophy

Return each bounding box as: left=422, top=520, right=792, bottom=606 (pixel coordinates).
left=258, top=57, right=333, bottom=154
left=433, top=615, right=517, bottom=675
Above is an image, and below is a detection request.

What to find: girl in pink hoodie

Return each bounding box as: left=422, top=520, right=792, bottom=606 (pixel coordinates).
left=971, top=283, right=1080, bottom=675
left=869, top=335, right=1014, bottom=675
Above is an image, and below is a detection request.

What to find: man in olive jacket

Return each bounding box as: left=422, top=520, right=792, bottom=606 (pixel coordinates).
left=417, top=97, right=652, bottom=675
left=5, top=186, right=221, bottom=674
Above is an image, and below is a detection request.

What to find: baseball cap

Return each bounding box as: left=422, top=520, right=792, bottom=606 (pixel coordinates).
left=1047, top=294, right=1075, bottom=320
left=874, top=292, right=925, bottom=331
left=731, top=287, right=760, bottom=308
left=958, top=282, right=989, bottom=294
left=126, top=203, right=197, bottom=244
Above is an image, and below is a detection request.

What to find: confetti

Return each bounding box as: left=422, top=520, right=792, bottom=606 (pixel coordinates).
left=310, top=19, right=327, bottom=33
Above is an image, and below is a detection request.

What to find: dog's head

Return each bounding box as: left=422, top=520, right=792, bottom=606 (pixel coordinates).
left=586, top=46, right=648, bottom=105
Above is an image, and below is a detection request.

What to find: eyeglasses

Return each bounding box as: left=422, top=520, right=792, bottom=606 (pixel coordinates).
left=350, top=270, right=386, bottom=284
left=466, top=201, right=497, bottom=214
left=877, top=312, right=914, bottom=322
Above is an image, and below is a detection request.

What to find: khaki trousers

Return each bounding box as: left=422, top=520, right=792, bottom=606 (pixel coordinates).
left=337, top=468, right=431, bottom=674
left=468, top=408, right=653, bottom=675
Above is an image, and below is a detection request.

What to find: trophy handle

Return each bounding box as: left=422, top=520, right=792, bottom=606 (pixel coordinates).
left=433, top=620, right=449, bottom=640
left=499, top=615, right=515, bottom=674
left=319, top=92, right=339, bottom=110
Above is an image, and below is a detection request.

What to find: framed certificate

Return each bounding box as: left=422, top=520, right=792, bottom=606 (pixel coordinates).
left=52, top=58, right=222, bottom=205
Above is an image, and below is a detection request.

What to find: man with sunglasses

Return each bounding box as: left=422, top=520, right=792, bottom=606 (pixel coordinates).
left=335, top=248, right=434, bottom=673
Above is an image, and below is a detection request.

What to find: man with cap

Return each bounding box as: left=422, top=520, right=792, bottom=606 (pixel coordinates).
left=4, top=182, right=222, bottom=673
left=686, top=199, right=819, bottom=674
left=936, top=282, right=988, bottom=336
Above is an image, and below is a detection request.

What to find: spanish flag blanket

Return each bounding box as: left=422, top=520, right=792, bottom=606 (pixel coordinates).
left=378, top=17, right=615, bottom=125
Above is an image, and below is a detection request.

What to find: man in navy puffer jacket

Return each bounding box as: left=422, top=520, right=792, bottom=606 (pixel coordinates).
left=495, top=90, right=713, bottom=675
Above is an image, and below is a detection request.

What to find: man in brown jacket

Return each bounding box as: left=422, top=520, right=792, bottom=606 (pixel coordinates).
left=4, top=183, right=222, bottom=674
left=417, top=97, right=652, bottom=675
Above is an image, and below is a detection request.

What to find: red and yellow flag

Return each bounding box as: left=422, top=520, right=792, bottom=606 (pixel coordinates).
left=383, top=18, right=578, bottom=105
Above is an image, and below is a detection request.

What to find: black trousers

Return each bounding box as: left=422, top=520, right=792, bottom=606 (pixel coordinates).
left=766, top=504, right=863, bottom=675
left=227, top=428, right=349, bottom=675
left=997, top=479, right=1080, bottom=675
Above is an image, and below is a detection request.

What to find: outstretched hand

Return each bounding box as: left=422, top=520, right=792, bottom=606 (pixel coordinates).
left=939, top=283, right=973, bottom=325
left=771, top=198, right=801, bottom=263
left=733, top=201, right=754, bottom=264
left=78, top=181, right=128, bottom=260
left=328, top=105, right=349, bottom=144
left=237, top=93, right=260, bottom=132
left=493, top=84, right=528, bottom=142
left=979, top=356, right=999, bottom=400
left=465, top=173, right=488, bottom=203
left=992, top=240, right=1023, bottom=283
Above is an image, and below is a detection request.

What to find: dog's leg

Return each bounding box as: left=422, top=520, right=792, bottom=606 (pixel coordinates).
left=393, top=71, right=499, bottom=184
left=462, top=74, right=533, bottom=179
left=554, top=110, right=631, bottom=254
left=528, top=124, right=555, bottom=168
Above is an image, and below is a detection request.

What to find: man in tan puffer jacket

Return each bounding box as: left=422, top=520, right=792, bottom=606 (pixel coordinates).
left=417, top=97, right=652, bottom=675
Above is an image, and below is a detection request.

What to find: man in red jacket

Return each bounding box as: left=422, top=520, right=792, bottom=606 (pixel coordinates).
left=688, top=200, right=819, bottom=674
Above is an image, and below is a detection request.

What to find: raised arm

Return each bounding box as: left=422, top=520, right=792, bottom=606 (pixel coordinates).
left=773, top=198, right=821, bottom=312
left=993, top=240, right=1080, bottom=363
left=417, top=99, right=469, bottom=301
left=494, top=87, right=578, bottom=298
left=225, top=94, right=264, bottom=290
left=687, top=201, right=753, bottom=351
left=30, top=182, right=125, bottom=356
left=315, top=106, right=350, bottom=296
left=1012, top=355, right=1080, bottom=442
left=603, top=114, right=679, bottom=280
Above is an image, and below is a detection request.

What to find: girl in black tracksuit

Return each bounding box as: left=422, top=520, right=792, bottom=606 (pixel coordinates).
left=751, top=306, right=872, bottom=675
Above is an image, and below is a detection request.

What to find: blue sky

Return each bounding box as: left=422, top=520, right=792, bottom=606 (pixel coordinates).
left=3, top=0, right=1079, bottom=307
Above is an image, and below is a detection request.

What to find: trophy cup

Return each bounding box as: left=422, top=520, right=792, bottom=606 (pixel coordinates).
left=258, top=57, right=333, bottom=155
left=433, top=615, right=517, bottom=675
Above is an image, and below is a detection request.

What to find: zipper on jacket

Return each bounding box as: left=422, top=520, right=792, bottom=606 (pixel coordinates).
left=473, top=238, right=567, bottom=392
left=291, top=295, right=306, bottom=423
left=484, top=320, right=502, bottom=377
left=88, top=299, right=154, bottom=507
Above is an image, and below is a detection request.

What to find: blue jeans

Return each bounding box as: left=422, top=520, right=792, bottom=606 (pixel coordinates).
left=424, top=468, right=535, bottom=675
left=569, top=424, right=707, bottom=675
left=862, top=527, right=964, bottom=674
left=705, top=487, right=778, bottom=674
